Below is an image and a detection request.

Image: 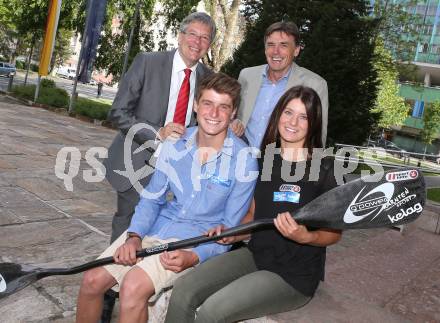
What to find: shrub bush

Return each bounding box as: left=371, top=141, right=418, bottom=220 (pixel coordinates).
left=11, top=84, right=69, bottom=108
left=11, top=84, right=36, bottom=100
left=74, top=98, right=111, bottom=120
left=38, top=87, right=69, bottom=108
left=11, top=85, right=111, bottom=120
left=40, top=78, right=56, bottom=88
left=15, top=60, right=26, bottom=69
left=30, top=63, right=39, bottom=72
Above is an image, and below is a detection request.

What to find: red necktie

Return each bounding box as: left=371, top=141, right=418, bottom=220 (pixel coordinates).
left=173, top=68, right=192, bottom=125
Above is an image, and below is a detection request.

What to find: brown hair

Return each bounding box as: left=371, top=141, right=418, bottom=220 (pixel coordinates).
left=261, top=86, right=322, bottom=156
left=196, top=72, right=241, bottom=110
left=264, top=21, right=300, bottom=45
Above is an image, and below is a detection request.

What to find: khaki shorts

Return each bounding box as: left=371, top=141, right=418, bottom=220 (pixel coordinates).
left=98, top=231, right=192, bottom=302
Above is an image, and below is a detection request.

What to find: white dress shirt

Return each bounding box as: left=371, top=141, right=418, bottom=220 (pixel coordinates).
left=165, top=50, right=198, bottom=126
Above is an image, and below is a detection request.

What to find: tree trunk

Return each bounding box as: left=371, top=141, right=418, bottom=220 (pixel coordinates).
left=217, top=0, right=240, bottom=69
left=24, top=36, right=35, bottom=85
left=204, top=0, right=243, bottom=71
left=24, top=43, right=34, bottom=86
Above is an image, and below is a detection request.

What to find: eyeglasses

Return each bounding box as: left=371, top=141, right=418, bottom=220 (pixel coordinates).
left=182, top=30, right=211, bottom=44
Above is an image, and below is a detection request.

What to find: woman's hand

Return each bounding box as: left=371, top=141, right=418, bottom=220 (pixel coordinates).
left=274, top=212, right=317, bottom=245
left=113, top=237, right=142, bottom=266
left=205, top=225, right=238, bottom=244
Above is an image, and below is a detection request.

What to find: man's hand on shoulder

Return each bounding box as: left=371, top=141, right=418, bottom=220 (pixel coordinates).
left=230, top=119, right=244, bottom=137
left=159, top=250, right=199, bottom=273
left=158, top=122, right=186, bottom=141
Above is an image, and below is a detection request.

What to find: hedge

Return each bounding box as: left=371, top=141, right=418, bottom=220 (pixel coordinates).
left=11, top=84, right=69, bottom=108
left=74, top=98, right=111, bottom=120
left=11, top=83, right=111, bottom=121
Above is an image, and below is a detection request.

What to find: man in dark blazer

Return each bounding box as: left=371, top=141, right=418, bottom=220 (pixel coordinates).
left=105, top=12, right=215, bottom=244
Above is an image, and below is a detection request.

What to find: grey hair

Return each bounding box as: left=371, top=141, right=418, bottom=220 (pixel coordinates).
left=179, top=12, right=216, bottom=43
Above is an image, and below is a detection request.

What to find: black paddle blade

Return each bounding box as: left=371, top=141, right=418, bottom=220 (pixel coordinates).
left=294, top=168, right=426, bottom=230
left=0, top=263, right=41, bottom=300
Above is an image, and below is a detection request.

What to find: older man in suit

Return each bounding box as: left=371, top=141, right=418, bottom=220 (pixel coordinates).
left=105, top=12, right=215, bottom=244
left=231, top=21, right=328, bottom=148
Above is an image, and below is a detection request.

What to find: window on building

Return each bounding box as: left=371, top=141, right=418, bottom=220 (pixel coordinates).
left=428, top=4, right=438, bottom=15
left=432, top=45, right=440, bottom=54
left=406, top=99, right=415, bottom=116
left=412, top=100, right=425, bottom=119
left=425, top=25, right=433, bottom=35
left=416, top=4, right=427, bottom=15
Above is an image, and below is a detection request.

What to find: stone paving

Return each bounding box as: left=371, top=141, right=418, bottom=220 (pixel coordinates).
left=0, top=94, right=439, bottom=323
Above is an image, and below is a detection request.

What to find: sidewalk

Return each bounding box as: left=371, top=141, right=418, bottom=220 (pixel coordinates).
left=0, top=95, right=439, bottom=323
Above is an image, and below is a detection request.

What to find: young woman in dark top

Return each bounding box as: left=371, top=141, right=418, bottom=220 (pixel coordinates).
left=165, top=86, right=342, bottom=323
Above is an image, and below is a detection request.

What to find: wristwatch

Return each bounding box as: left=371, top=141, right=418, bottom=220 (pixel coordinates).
left=126, top=232, right=142, bottom=242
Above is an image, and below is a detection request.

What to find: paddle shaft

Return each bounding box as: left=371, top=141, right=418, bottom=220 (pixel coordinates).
left=41, top=219, right=274, bottom=276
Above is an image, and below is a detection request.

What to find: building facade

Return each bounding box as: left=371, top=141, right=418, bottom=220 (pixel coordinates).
left=377, top=0, right=440, bottom=154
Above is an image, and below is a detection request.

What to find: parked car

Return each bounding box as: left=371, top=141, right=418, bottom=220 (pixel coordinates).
left=0, top=62, right=16, bottom=77
left=367, top=138, right=408, bottom=158
left=56, top=66, right=76, bottom=79
left=81, top=78, right=97, bottom=86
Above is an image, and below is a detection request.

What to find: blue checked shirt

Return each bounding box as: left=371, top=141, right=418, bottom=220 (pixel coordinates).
left=245, top=65, right=291, bottom=148
left=128, top=127, right=258, bottom=263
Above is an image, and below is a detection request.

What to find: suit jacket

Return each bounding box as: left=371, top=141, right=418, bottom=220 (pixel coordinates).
left=104, top=49, right=211, bottom=192
left=237, top=62, right=329, bottom=146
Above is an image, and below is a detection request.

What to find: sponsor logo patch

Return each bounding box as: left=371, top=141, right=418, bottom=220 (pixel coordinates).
left=145, top=244, right=168, bottom=254
left=344, top=183, right=395, bottom=224
left=209, top=175, right=231, bottom=187
left=273, top=191, right=300, bottom=203
left=279, top=184, right=301, bottom=192
left=386, top=170, right=418, bottom=182
left=387, top=203, right=423, bottom=224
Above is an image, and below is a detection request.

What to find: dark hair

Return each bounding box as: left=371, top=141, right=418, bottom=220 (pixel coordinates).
left=180, top=12, right=217, bottom=43
left=261, top=86, right=322, bottom=156
left=196, top=72, right=241, bottom=110
left=264, top=21, right=300, bottom=45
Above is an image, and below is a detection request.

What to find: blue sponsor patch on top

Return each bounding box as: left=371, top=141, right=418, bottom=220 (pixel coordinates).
left=209, top=175, right=231, bottom=187
left=273, top=191, right=300, bottom=203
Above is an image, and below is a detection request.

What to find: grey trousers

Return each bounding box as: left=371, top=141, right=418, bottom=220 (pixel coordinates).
left=165, top=247, right=311, bottom=323
left=110, top=186, right=140, bottom=243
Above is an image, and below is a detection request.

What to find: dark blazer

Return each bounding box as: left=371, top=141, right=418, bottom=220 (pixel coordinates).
left=104, top=49, right=211, bottom=192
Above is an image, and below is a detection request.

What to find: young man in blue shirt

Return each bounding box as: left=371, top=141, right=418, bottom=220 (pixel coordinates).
left=75, top=73, right=258, bottom=323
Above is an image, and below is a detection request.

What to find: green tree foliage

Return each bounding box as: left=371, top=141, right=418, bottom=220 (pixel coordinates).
left=371, top=0, right=419, bottom=84
left=0, top=0, right=82, bottom=69
left=222, top=0, right=379, bottom=145
left=371, top=38, right=410, bottom=130
left=372, top=0, right=420, bottom=63
left=51, top=29, right=74, bottom=72
left=94, top=0, right=155, bottom=83
left=421, top=101, right=440, bottom=146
